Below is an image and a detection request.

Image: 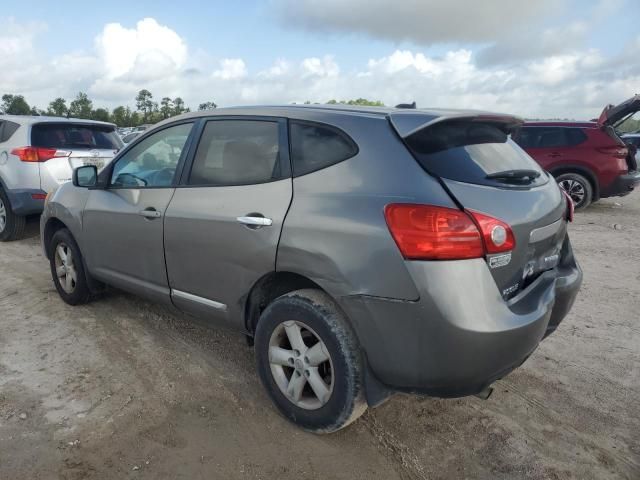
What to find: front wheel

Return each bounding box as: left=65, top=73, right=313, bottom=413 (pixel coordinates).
left=556, top=172, right=593, bottom=210
left=255, top=289, right=367, bottom=433
left=49, top=228, right=92, bottom=305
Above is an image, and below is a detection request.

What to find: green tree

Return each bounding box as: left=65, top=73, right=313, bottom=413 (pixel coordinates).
left=198, top=101, right=217, bottom=111
left=159, top=97, right=174, bottom=119
left=130, top=111, right=141, bottom=127
left=92, top=108, right=110, bottom=122
left=135, top=89, right=154, bottom=122
left=68, top=92, right=93, bottom=119
left=1, top=94, right=31, bottom=115
left=325, top=98, right=384, bottom=107
left=172, top=97, right=188, bottom=116
left=47, top=97, right=68, bottom=117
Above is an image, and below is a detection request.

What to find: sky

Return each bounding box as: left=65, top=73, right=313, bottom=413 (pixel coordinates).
left=1, top=0, right=639, bottom=119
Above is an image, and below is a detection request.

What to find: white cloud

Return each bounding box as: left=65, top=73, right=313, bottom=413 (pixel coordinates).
left=1, top=16, right=639, bottom=121
left=213, top=58, right=248, bottom=80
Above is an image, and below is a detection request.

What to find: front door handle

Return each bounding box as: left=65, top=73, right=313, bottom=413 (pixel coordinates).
left=237, top=215, right=273, bottom=227
left=547, top=152, right=562, bottom=158
left=139, top=208, right=162, bottom=219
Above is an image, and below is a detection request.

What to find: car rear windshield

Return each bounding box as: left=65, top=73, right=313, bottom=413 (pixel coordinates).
left=31, top=123, right=121, bottom=150
left=404, top=120, right=547, bottom=188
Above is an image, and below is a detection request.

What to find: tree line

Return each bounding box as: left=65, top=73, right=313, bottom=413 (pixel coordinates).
left=0, top=91, right=218, bottom=127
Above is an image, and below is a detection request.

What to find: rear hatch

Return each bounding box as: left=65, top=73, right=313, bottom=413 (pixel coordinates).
left=597, top=94, right=640, bottom=172
left=31, top=122, right=122, bottom=186
left=391, top=112, right=567, bottom=299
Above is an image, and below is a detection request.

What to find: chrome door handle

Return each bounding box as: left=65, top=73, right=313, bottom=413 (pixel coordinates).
left=139, top=208, right=161, bottom=219
left=237, top=216, right=273, bottom=227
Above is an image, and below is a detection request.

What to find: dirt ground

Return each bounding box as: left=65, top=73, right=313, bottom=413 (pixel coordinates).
left=1, top=193, right=639, bottom=480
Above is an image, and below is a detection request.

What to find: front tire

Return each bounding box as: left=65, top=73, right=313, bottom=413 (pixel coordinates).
left=556, top=172, right=593, bottom=209
left=0, top=188, right=26, bottom=241
left=49, top=228, right=92, bottom=305
left=255, top=289, right=367, bottom=433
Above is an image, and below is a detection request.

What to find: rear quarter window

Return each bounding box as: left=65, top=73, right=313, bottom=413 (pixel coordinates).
left=405, top=120, right=547, bottom=188
left=0, top=120, right=19, bottom=143
left=31, top=123, right=122, bottom=150
left=289, top=121, right=358, bottom=177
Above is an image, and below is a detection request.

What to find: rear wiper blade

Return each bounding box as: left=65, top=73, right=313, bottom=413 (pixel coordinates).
left=486, top=169, right=541, bottom=181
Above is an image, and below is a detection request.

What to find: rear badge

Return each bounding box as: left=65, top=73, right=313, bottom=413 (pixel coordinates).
left=489, top=253, right=511, bottom=269
left=503, top=283, right=519, bottom=296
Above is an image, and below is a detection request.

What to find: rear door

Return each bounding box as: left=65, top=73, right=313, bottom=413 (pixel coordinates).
left=514, top=126, right=587, bottom=170
left=31, top=122, right=122, bottom=191
left=83, top=122, right=195, bottom=304
left=164, top=117, right=292, bottom=330
left=395, top=115, right=567, bottom=299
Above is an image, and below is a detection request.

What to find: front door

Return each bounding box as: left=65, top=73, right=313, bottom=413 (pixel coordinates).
left=164, top=118, right=292, bottom=329
left=83, top=122, right=195, bottom=304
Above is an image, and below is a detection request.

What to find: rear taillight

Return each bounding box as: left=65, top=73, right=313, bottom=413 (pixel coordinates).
left=10, top=147, right=70, bottom=162
left=467, top=210, right=516, bottom=254
left=384, top=204, right=515, bottom=260
left=561, top=189, right=574, bottom=222
left=596, top=145, right=627, bottom=159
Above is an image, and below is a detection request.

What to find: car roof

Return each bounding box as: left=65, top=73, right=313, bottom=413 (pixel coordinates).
left=522, top=120, right=598, bottom=128
left=152, top=104, right=522, bottom=138
left=0, top=114, right=116, bottom=128
left=621, top=132, right=640, bottom=137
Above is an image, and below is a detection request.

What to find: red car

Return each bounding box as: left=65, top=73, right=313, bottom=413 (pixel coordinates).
left=514, top=95, right=640, bottom=209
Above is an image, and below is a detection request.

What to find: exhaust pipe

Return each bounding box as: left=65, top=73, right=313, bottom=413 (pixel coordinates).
left=474, top=386, right=493, bottom=400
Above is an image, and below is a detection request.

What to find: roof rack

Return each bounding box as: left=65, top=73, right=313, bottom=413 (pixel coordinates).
left=395, top=102, right=416, bottom=109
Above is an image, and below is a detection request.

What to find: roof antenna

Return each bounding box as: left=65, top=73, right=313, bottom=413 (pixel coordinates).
left=395, top=101, right=416, bottom=109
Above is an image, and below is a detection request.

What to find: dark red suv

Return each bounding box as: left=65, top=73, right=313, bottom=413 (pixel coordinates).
left=514, top=95, right=640, bottom=209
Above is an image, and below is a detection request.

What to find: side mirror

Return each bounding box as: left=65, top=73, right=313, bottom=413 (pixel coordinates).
left=73, top=165, right=98, bottom=188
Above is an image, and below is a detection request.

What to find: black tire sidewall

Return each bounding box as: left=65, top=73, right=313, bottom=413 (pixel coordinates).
left=0, top=188, right=26, bottom=241
left=255, top=290, right=363, bottom=433
left=556, top=173, right=593, bottom=209
left=49, top=229, right=91, bottom=305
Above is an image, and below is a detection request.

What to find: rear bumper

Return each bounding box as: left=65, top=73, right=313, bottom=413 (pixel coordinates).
left=4, top=188, right=47, bottom=216
left=600, top=170, right=640, bottom=198
left=339, top=236, right=582, bottom=399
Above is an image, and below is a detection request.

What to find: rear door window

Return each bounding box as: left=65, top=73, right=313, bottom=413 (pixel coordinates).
left=31, top=123, right=122, bottom=150
left=188, top=120, right=281, bottom=186
left=289, top=121, right=358, bottom=177
left=405, top=120, right=547, bottom=188
left=515, top=126, right=586, bottom=149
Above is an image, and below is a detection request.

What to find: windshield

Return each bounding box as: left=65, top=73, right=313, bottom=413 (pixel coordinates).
left=31, top=123, right=122, bottom=150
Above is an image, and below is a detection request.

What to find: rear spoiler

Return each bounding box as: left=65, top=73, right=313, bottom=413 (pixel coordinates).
left=389, top=111, right=523, bottom=139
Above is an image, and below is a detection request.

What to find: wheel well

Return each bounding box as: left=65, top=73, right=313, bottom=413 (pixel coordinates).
left=245, top=272, right=324, bottom=334
left=42, top=218, right=68, bottom=259
left=550, top=166, right=599, bottom=200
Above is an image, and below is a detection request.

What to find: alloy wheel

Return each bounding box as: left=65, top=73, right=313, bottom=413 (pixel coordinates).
left=54, top=243, right=78, bottom=294
left=268, top=320, right=334, bottom=410
left=0, top=198, right=6, bottom=233
left=559, top=179, right=585, bottom=206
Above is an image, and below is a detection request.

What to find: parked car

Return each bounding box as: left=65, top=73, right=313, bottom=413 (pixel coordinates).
left=121, top=132, right=140, bottom=144
left=41, top=105, right=582, bottom=432
left=621, top=133, right=640, bottom=165
left=0, top=116, right=122, bottom=241
left=513, top=95, right=640, bottom=209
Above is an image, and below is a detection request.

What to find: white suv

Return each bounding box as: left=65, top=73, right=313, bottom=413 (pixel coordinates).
left=0, top=116, right=122, bottom=240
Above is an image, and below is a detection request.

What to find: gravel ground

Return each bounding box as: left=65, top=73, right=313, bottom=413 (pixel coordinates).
left=1, top=192, right=639, bottom=480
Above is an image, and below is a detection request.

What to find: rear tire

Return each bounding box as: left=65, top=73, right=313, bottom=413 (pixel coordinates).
left=255, top=289, right=367, bottom=433
left=556, top=172, right=593, bottom=210
left=0, top=188, right=26, bottom=241
left=49, top=228, right=92, bottom=305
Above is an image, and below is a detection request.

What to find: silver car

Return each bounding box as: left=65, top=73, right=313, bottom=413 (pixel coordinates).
left=41, top=105, right=582, bottom=432
left=0, top=115, right=122, bottom=240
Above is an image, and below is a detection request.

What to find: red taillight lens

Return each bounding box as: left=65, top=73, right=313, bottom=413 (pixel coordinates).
left=10, top=147, right=69, bottom=162
left=385, top=204, right=516, bottom=260
left=467, top=210, right=516, bottom=254
left=561, top=189, right=574, bottom=222
left=596, top=145, right=627, bottom=159
left=384, top=204, right=484, bottom=260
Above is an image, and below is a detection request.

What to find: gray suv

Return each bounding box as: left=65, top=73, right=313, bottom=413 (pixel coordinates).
left=41, top=105, right=582, bottom=432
